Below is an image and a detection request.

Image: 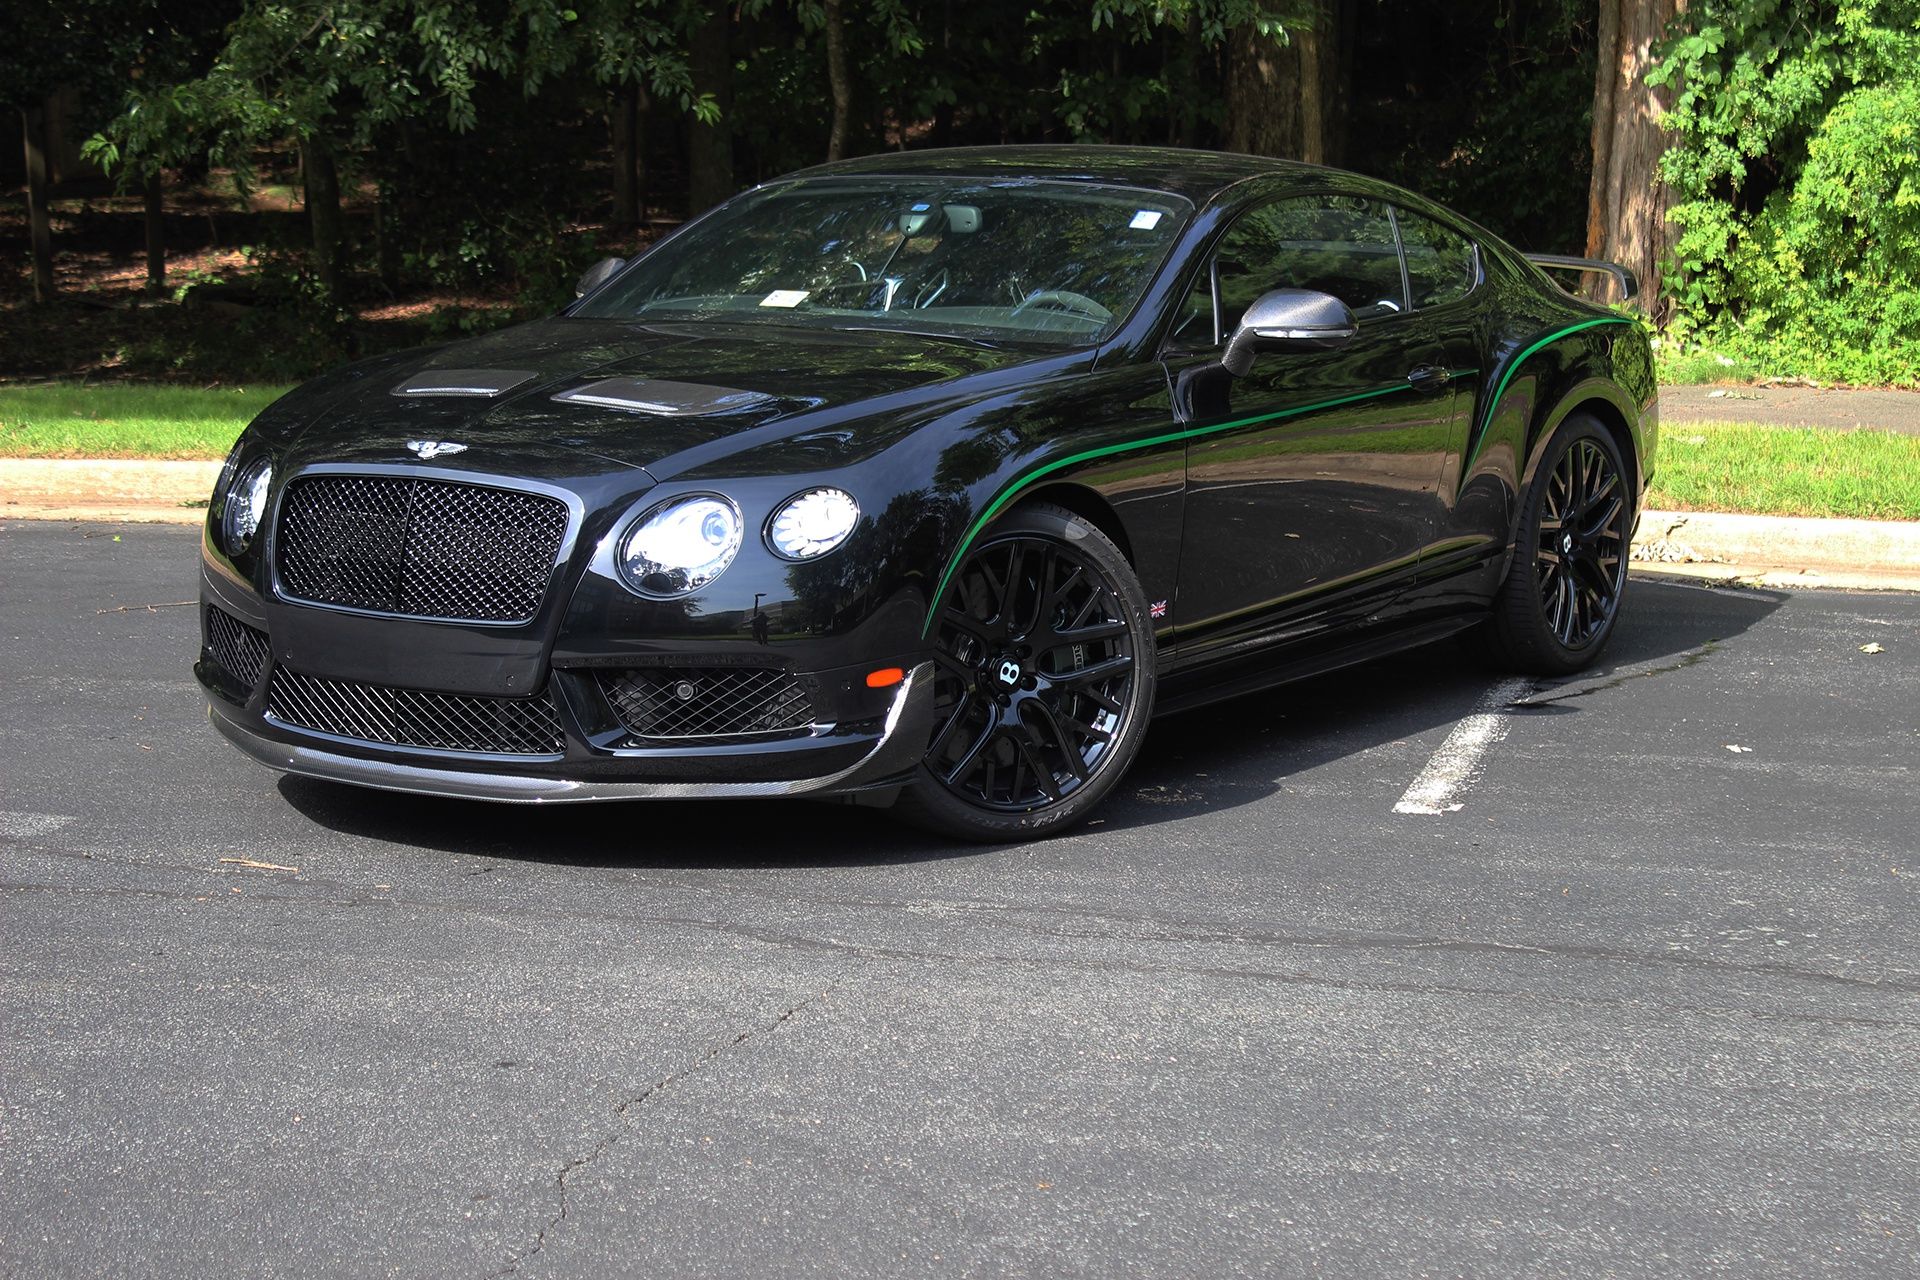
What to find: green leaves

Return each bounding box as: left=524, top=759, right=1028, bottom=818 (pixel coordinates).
left=1655, top=0, right=1920, bottom=375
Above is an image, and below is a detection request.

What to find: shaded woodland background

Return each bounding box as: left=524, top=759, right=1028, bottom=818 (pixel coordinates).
left=6, top=1, right=1917, bottom=385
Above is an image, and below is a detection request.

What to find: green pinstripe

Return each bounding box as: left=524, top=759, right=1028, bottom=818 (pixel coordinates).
left=1476, top=315, right=1634, bottom=438
left=917, top=317, right=1624, bottom=639
left=920, top=380, right=1418, bottom=636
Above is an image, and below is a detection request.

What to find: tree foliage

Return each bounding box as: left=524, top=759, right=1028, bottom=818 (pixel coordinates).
left=45, top=0, right=1913, bottom=382
left=1652, top=0, right=1920, bottom=381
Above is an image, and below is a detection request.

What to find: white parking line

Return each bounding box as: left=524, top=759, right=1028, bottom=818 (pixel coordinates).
left=1393, top=679, right=1534, bottom=815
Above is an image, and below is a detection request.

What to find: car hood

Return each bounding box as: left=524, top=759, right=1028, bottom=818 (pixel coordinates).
left=267, top=317, right=1060, bottom=481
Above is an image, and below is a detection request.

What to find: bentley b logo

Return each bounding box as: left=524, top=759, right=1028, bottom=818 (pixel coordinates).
left=997, top=659, right=1023, bottom=687
left=407, top=440, right=468, bottom=460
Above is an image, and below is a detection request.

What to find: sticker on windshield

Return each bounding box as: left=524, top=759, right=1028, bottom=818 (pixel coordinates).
left=1129, top=210, right=1164, bottom=231
left=760, top=289, right=810, bottom=308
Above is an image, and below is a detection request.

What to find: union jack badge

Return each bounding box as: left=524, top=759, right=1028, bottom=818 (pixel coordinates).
left=1149, top=600, right=1168, bottom=619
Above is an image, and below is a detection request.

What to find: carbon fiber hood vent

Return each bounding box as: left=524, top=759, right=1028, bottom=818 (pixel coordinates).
left=551, top=377, right=774, bottom=417
left=391, top=369, right=537, bottom=397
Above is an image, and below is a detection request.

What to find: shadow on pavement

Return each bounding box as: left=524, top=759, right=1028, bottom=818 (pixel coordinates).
left=278, top=577, right=1788, bottom=861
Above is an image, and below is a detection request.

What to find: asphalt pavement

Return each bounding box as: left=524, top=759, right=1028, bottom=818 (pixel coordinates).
left=3, top=520, right=1917, bottom=1278
left=1661, top=383, right=1920, bottom=433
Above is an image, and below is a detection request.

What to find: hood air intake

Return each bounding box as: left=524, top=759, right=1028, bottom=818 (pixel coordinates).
left=552, top=378, right=773, bottom=417
left=392, top=369, right=537, bottom=397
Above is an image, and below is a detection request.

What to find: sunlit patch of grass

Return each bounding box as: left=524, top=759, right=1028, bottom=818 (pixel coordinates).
left=0, top=382, right=290, bottom=459
left=1649, top=422, right=1920, bottom=520
left=1655, top=345, right=1766, bottom=385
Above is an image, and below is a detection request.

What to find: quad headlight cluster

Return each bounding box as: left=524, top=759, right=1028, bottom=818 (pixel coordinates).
left=617, top=486, right=859, bottom=598
left=216, top=441, right=273, bottom=557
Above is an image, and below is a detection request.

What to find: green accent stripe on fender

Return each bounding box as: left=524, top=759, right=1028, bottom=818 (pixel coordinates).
left=919, top=380, right=1416, bottom=637
left=1477, top=315, right=1634, bottom=439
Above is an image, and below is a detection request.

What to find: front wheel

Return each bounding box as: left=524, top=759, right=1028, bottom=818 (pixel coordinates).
left=1486, top=413, right=1633, bottom=674
left=892, top=502, right=1156, bottom=842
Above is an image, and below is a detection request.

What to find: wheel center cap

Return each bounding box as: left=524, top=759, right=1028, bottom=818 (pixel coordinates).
left=1561, top=532, right=1575, bottom=555
left=993, top=657, right=1023, bottom=689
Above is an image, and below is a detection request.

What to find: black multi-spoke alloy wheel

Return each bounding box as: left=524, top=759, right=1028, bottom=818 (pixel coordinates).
left=1487, top=413, right=1633, bottom=674
left=894, top=503, right=1156, bottom=841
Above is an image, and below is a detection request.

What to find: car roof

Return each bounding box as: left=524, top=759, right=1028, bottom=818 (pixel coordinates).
left=785, top=145, right=1341, bottom=206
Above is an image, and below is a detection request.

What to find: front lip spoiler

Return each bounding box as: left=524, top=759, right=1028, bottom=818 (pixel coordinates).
left=211, top=662, right=935, bottom=803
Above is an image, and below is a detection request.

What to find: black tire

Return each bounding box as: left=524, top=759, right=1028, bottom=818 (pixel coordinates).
left=893, top=502, right=1156, bottom=842
left=1486, top=413, right=1634, bottom=675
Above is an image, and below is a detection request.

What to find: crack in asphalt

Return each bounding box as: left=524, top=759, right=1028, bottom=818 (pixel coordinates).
left=490, top=982, right=833, bottom=1278
left=10, top=874, right=1920, bottom=996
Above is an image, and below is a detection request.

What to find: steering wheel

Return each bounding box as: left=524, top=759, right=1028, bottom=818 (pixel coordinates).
left=1010, top=289, right=1113, bottom=324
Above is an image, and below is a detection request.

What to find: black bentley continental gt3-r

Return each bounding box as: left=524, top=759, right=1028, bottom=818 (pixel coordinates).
left=197, top=145, right=1656, bottom=840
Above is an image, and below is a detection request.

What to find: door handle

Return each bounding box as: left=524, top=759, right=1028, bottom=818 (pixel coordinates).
left=1406, top=365, right=1452, bottom=392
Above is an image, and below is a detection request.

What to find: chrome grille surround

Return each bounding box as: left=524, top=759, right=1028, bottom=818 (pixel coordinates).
left=598, top=667, right=816, bottom=740
left=267, top=668, right=566, bottom=756
left=277, top=475, right=569, bottom=623
left=205, top=605, right=270, bottom=689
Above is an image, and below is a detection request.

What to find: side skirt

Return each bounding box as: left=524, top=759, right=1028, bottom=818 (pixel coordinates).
left=1151, top=611, right=1484, bottom=718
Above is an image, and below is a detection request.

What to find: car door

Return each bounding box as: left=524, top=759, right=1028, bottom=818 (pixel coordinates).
left=1389, top=205, right=1495, bottom=570
left=1166, top=192, right=1468, bottom=663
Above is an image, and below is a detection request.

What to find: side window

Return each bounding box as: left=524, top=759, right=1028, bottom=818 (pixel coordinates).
left=1168, top=262, right=1218, bottom=348
left=1396, top=210, right=1478, bottom=309
left=1214, top=194, right=1407, bottom=333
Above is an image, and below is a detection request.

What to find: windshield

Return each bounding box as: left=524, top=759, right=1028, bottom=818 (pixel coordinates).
left=575, top=178, right=1191, bottom=346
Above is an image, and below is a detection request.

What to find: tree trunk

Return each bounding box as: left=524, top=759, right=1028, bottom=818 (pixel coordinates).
left=612, top=88, right=640, bottom=229
left=1585, top=0, right=1686, bottom=315
left=824, top=0, right=851, bottom=161
left=1324, top=0, right=1356, bottom=168
left=1177, top=10, right=1203, bottom=148
left=22, top=105, right=55, bottom=303
left=301, top=135, right=342, bottom=298
left=143, top=173, right=165, bottom=293
left=687, top=6, right=735, bottom=214
left=373, top=185, right=400, bottom=294
left=1223, top=3, right=1347, bottom=163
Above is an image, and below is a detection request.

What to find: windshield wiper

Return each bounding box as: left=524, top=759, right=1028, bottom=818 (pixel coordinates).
left=837, top=325, right=1006, bottom=350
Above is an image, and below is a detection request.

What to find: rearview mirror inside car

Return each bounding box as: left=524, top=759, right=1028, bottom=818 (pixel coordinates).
left=575, top=257, right=627, bottom=299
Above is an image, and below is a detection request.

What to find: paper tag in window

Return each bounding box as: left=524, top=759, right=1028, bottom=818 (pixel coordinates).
left=1129, top=210, right=1164, bottom=231
left=760, top=289, right=810, bottom=308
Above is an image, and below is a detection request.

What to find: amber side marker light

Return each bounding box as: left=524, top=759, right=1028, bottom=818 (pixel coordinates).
left=866, top=667, right=905, bottom=689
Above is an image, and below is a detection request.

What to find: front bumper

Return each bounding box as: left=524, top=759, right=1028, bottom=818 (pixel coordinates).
left=205, top=660, right=936, bottom=802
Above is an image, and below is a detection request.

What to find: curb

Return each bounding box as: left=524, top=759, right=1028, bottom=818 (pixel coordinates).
left=1635, top=509, right=1920, bottom=571
left=3, top=461, right=1918, bottom=591
left=3, top=459, right=219, bottom=525
left=1632, top=509, right=1920, bottom=590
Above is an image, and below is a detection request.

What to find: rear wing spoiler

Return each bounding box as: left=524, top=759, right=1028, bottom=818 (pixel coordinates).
left=1524, top=253, right=1639, bottom=302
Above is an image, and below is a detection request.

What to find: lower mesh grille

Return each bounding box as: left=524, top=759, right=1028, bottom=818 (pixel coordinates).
left=206, top=606, right=270, bottom=689
left=599, top=667, right=815, bottom=739
left=268, top=669, right=565, bottom=755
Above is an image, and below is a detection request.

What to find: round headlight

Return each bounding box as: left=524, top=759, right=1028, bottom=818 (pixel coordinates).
left=221, top=458, right=273, bottom=555
left=766, top=487, right=860, bottom=560
left=618, top=494, right=743, bottom=597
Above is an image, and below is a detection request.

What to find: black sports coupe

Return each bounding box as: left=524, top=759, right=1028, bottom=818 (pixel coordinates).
left=197, top=145, right=1656, bottom=840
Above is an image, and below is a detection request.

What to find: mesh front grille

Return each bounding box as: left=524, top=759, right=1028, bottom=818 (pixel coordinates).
left=278, top=475, right=568, bottom=623
left=599, top=667, right=815, bottom=740
left=268, top=669, right=566, bottom=755
left=206, top=605, right=270, bottom=689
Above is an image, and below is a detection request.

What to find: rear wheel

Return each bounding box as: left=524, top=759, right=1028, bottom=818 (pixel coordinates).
left=893, top=503, right=1155, bottom=842
left=1486, top=413, right=1633, bottom=674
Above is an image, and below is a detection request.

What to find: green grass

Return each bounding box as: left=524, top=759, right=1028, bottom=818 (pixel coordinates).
left=1655, top=345, right=1766, bottom=386
left=0, top=383, right=290, bottom=459
left=1655, top=331, right=1920, bottom=390
left=3, top=383, right=1914, bottom=522
left=1649, top=421, right=1920, bottom=520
